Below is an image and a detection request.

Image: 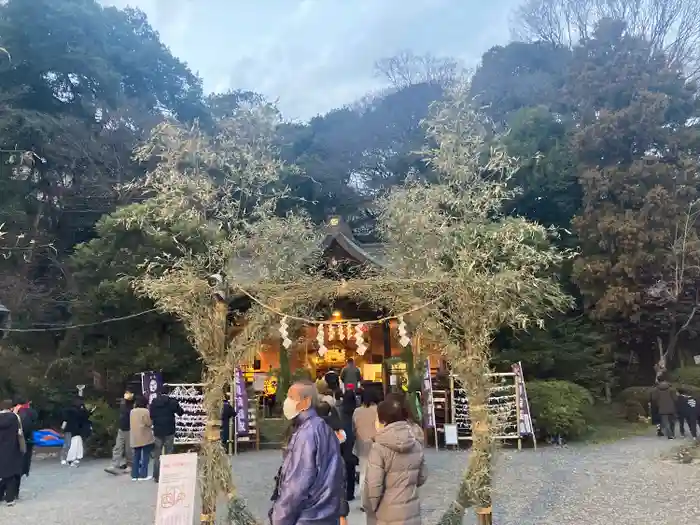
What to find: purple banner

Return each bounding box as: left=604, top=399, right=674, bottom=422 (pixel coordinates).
left=141, top=371, right=163, bottom=406
left=234, top=368, right=249, bottom=436
left=422, top=358, right=436, bottom=429
left=511, top=362, right=534, bottom=437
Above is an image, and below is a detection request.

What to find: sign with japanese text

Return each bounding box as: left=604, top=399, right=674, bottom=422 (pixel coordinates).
left=154, top=453, right=197, bottom=525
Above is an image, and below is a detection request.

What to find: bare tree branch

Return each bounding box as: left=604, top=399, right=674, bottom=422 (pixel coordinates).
left=511, top=0, right=700, bottom=77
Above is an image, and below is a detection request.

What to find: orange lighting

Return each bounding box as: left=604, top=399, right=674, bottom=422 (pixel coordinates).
left=332, top=310, right=342, bottom=319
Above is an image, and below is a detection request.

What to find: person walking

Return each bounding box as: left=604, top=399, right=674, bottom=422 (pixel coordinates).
left=650, top=374, right=678, bottom=439
left=220, top=396, right=236, bottom=451
left=13, top=397, right=37, bottom=497
left=270, top=381, right=345, bottom=525
left=130, top=396, right=155, bottom=481
left=363, top=396, right=427, bottom=525
left=353, top=388, right=379, bottom=496
left=0, top=399, right=25, bottom=506
left=676, top=387, right=700, bottom=439
left=340, top=389, right=358, bottom=502
left=340, top=358, right=362, bottom=391
left=149, top=386, right=183, bottom=483
left=62, top=397, right=90, bottom=467
left=649, top=388, right=664, bottom=437
left=106, top=387, right=135, bottom=475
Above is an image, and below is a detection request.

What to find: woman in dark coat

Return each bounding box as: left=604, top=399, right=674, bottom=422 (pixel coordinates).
left=0, top=399, right=24, bottom=505
left=339, top=389, right=358, bottom=501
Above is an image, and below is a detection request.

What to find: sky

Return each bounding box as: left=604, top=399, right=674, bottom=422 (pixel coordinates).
left=101, top=0, right=519, bottom=121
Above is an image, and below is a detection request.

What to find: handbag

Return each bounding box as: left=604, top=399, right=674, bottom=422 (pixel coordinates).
left=15, top=412, right=27, bottom=455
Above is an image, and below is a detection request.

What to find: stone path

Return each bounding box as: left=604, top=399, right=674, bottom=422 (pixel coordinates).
left=1, top=434, right=697, bottom=524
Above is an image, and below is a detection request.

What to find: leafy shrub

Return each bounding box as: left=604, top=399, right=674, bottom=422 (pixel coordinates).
left=84, top=398, right=118, bottom=458
left=679, top=384, right=700, bottom=399
left=623, top=399, right=646, bottom=422
left=618, top=386, right=652, bottom=415
left=670, top=367, right=700, bottom=388
left=618, top=383, right=700, bottom=414
left=527, top=380, right=594, bottom=439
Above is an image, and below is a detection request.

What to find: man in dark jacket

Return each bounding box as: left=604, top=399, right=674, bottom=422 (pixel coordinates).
left=220, top=397, right=235, bottom=451
left=676, top=387, right=700, bottom=438
left=105, top=387, right=134, bottom=475
left=270, top=381, right=345, bottom=525
left=13, top=397, right=37, bottom=496
left=149, top=387, right=184, bottom=482
left=340, top=359, right=362, bottom=390
left=0, top=399, right=24, bottom=506
left=650, top=375, right=678, bottom=439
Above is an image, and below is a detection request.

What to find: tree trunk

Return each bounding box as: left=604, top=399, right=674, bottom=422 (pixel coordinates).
left=199, top=300, right=231, bottom=524
left=437, top=346, right=494, bottom=525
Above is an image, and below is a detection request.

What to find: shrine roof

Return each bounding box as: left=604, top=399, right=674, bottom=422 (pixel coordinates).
left=321, top=216, right=387, bottom=268
left=225, top=217, right=389, bottom=289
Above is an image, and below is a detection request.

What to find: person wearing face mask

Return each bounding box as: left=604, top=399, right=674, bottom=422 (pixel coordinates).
left=105, top=387, right=135, bottom=475
left=363, top=397, right=427, bottom=525
left=270, top=381, right=345, bottom=525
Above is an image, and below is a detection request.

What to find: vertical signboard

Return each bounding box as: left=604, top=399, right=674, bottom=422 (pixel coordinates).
left=511, top=362, right=534, bottom=437
left=234, top=367, right=249, bottom=435
left=422, top=358, right=436, bottom=429
left=154, top=452, right=198, bottom=525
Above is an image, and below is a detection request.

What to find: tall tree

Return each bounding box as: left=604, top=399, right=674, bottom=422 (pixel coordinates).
left=568, top=19, right=700, bottom=375
left=279, top=82, right=443, bottom=236
left=511, top=0, right=700, bottom=77
left=470, top=41, right=571, bottom=126
left=0, top=0, right=206, bottom=397
left=374, top=50, right=460, bottom=89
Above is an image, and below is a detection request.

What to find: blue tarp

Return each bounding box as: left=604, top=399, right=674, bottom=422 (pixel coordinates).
left=33, top=429, right=64, bottom=447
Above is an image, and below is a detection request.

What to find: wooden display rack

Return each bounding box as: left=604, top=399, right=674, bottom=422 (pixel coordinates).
left=447, top=372, right=537, bottom=450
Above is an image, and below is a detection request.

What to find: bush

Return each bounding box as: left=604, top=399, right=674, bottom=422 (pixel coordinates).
left=618, top=383, right=700, bottom=413
left=670, top=367, right=700, bottom=388
left=618, top=386, right=652, bottom=415
left=527, top=380, right=594, bottom=439
left=84, top=398, right=119, bottom=458
left=623, top=399, right=646, bottom=422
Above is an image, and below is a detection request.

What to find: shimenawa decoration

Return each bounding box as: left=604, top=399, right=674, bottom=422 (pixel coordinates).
left=129, top=82, right=571, bottom=525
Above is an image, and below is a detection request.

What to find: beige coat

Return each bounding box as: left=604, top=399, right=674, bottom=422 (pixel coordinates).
left=352, top=404, right=378, bottom=459
left=362, top=420, right=427, bottom=525
left=129, top=407, right=155, bottom=448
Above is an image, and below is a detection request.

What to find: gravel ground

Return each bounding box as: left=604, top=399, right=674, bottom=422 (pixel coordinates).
left=1, top=434, right=697, bottom=524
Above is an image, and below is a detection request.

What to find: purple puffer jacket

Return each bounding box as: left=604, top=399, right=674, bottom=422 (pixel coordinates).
left=271, top=408, right=344, bottom=525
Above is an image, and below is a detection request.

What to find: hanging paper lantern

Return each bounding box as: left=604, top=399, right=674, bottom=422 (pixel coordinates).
left=354, top=323, right=366, bottom=355
left=278, top=316, right=292, bottom=349
left=317, top=324, right=327, bottom=356
left=337, top=323, right=345, bottom=341
left=397, top=316, right=411, bottom=347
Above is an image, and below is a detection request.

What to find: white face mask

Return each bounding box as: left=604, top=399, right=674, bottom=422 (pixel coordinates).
left=283, top=397, right=300, bottom=420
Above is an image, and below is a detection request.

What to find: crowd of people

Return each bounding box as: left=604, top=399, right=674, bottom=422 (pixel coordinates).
left=104, top=385, right=184, bottom=481
left=270, top=367, right=427, bottom=525
left=650, top=373, right=700, bottom=439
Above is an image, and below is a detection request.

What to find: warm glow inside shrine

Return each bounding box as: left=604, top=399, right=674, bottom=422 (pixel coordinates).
left=236, top=216, right=446, bottom=388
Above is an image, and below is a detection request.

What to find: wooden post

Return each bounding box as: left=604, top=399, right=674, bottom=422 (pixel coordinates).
left=515, top=377, right=522, bottom=451
left=382, top=320, right=392, bottom=395
left=449, top=375, right=456, bottom=425
left=476, top=507, right=493, bottom=525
